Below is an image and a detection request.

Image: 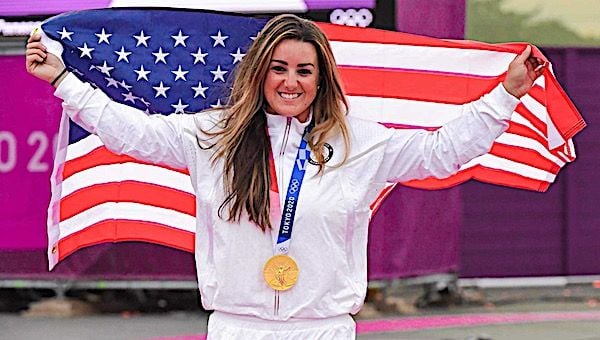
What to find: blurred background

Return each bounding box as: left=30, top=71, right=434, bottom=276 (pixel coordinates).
left=1, top=0, right=600, bottom=339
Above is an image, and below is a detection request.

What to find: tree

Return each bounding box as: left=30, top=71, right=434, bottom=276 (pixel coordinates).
left=466, top=0, right=600, bottom=46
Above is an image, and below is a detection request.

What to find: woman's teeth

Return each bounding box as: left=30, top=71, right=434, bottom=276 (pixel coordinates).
left=280, top=93, right=301, bottom=99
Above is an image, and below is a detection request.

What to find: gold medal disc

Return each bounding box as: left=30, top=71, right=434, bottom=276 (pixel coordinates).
left=263, top=254, right=299, bottom=291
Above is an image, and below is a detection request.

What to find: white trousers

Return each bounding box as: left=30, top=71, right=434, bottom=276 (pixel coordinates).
left=206, top=311, right=356, bottom=340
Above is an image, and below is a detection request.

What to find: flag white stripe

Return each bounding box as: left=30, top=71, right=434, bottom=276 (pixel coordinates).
left=534, top=75, right=546, bottom=88
left=61, top=162, right=195, bottom=197
left=347, top=95, right=463, bottom=126
left=331, top=41, right=517, bottom=76
left=464, top=154, right=557, bottom=182
left=521, top=94, right=549, bottom=125
left=59, top=202, right=196, bottom=239
left=65, top=134, right=105, bottom=161
left=567, top=139, right=576, bottom=158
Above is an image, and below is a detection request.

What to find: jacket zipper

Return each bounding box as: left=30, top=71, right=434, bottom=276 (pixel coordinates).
left=277, top=117, right=292, bottom=203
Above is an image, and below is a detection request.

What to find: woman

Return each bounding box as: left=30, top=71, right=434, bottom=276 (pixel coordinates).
left=26, top=13, right=543, bottom=339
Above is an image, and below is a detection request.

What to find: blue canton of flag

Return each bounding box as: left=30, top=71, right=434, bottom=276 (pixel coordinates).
left=42, top=9, right=268, bottom=143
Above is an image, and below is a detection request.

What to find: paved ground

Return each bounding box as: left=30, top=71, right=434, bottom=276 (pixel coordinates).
left=2, top=285, right=600, bottom=340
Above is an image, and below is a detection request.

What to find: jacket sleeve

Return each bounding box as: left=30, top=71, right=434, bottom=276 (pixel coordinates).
left=54, top=73, right=194, bottom=170
left=379, top=83, right=520, bottom=183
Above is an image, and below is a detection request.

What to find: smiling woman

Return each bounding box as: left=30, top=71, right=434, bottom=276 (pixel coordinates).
left=198, top=14, right=352, bottom=237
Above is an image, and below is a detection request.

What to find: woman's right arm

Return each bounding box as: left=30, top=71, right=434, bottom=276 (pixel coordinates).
left=26, top=34, right=192, bottom=169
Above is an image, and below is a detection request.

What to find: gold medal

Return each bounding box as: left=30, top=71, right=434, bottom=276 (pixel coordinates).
left=263, top=254, right=299, bottom=291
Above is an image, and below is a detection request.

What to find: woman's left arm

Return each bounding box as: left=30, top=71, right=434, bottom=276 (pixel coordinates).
left=381, top=45, right=545, bottom=182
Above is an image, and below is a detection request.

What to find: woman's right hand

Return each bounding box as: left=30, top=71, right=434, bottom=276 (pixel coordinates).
left=25, top=33, right=65, bottom=85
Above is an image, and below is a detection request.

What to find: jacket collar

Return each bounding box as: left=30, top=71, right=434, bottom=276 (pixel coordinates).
left=265, top=110, right=313, bottom=135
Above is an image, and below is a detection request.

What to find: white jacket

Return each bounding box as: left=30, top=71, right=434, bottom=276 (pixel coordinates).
left=55, top=73, right=519, bottom=320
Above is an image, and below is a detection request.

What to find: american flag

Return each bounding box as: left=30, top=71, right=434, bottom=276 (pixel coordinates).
left=41, top=9, right=585, bottom=269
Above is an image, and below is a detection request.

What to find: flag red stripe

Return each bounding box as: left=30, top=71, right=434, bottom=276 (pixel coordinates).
left=63, top=146, right=190, bottom=180
left=268, top=148, right=278, bottom=193
left=59, top=181, right=196, bottom=221
left=339, top=67, right=501, bottom=104
left=528, top=84, right=547, bottom=105
left=544, top=73, right=586, bottom=140
left=57, top=219, right=195, bottom=261
left=473, top=167, right=550, bottom=192
left=404, top=165, right=550, bottom=192
left=489, top=143, right=560, bottom=174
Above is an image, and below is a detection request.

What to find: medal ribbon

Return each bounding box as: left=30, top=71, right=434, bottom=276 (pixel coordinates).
left=266, top=119, right=313, bottom=314
left=268, top=121, right=314, bottom=255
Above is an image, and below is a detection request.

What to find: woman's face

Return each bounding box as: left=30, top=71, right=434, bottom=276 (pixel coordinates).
left=263, top=39, right=319, bottom=123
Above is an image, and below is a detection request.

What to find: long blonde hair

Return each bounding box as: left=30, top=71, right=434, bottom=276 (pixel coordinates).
left=205, top=14, right=350, bottom=230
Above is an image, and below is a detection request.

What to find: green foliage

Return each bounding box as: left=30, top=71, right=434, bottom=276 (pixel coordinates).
left=466, top=0, right=600, bottom=46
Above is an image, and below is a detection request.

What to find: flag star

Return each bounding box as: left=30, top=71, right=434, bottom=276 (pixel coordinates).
left=153, top=81, right=170, bottom=98
left=171, top=30, right=189, bottom=47
left=211, top=30, right=229, bottom=47
left=210, top=65, right=228, bottom=82
left=114, top=46, right=132, bottom=63
left=96, top=61, right=114, bottom=76
left=78, top=43, right=94, bottom=59
left=152, top=47, right=170, bottom=64
left=171, top=65, right=189, bottom=81
left=105, top=77, right=119, bottom=88
left=171, top=99, right=189, bottom=114
left=140, top=97, right=150, bottom=107
left=191, top=47, right=208, bottom=65
left=89, top=65, right=97, bottom=71
left=230, top=48, right=245, bottom=64
left=133, top=30, right=151, bottom=47
left=210, top=98, right=224, bottom=108
left=191, top=81, right=208, bottom=98
left=120, top=80, right=132, bottom=91
left=122, top=92, right=138, bottom=103
left=57, top=27, right=73, bottom=41
left=95, top=28, right=112, bottom=45
left=134, top=65, right=151, bottom=81
left=250, top=34, right=258, bottom=41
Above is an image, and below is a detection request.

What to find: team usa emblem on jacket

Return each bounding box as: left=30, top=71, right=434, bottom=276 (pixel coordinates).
left=308, top=143, right=333, bottom=165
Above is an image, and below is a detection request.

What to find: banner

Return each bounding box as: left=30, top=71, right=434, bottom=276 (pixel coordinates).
left=0, top=56, right=60, bottom=251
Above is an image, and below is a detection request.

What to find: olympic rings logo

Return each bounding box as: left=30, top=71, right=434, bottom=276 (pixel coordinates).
left=329, top=8, right=373, bottom=28
left=289, top=179, right=300, bottom=194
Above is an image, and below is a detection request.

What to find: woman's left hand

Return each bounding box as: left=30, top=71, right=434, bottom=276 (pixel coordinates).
left=502, top=45, right=546, bottom=98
